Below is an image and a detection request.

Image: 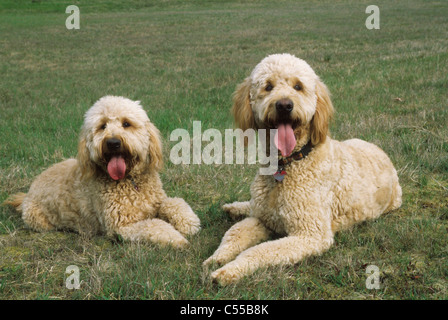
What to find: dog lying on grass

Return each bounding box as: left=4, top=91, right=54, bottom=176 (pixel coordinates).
left=5, top=96, right=200, bottom=248
left=204, top=54, right=402, bottom=285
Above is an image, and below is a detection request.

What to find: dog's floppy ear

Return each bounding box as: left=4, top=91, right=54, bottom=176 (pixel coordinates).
left=232, top=77, right=255, bottom=131
left=146, top=121, right=163, bottom=171
left=77, top=130, right=96, bottom=179
left=310, top=79, right=334, bottom=146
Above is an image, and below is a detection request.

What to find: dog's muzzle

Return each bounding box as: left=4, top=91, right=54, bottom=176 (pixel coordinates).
left=102, top=137, right=128, bottom=181
left=275, top=98, right=294, bottom=117
left=106, top=137, right=122, bottom=152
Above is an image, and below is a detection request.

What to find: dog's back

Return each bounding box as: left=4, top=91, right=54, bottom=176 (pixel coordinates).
left=330, top=138, right=402, bottom=232
left=7, top=159, right=89, bottom=233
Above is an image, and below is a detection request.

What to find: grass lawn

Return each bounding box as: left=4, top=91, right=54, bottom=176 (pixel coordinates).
left=0, top=0, right=447, bottom=300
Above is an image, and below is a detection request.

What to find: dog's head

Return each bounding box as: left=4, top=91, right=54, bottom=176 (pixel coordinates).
left=232, top=53, right=334, bottom=156
left=77, top=96, right=163, bottom=180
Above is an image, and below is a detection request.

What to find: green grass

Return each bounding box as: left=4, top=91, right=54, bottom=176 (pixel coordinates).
left=1, top=0, right=447, bottom=299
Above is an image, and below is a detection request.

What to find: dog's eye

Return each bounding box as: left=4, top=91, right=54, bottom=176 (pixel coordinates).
left=123, top=122, right=131, bottom=128
left=265, top=84, right=274, bottom=92
left=294, top=84, right=302, bottom=91
left=100, top=124, right=106, bottom=130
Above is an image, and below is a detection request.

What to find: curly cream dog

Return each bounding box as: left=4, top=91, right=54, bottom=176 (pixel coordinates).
left=204, top=54, right=402, bottom=285
left=5, top=96, right=200, bottom=248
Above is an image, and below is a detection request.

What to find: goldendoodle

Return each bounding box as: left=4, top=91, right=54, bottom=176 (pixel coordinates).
left=204, top=54, right=402, bottom=285
left=5, top=96, right=200, bottom=248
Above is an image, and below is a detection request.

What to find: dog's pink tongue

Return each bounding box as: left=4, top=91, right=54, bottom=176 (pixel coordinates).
left=107, top=155, right=126, bottom=180
left=275, top=124, right=296, bottom=157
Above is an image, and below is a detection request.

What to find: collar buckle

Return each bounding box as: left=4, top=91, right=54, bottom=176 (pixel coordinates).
left=273, top=140, right=313, bottom=182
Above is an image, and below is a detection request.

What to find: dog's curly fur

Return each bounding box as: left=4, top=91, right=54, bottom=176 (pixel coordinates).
left=5, top=96, right=200, bottom=248
left=204, top=54, right=402, bottom=285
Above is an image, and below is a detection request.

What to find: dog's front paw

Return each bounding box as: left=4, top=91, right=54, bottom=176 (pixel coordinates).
left=159, top=197, right=201, bottom=236
left=203, top=251, right=234, bottom=267
left=222, top=201, right=250, bottom=220
left=169, top=236, right=190, bottom=249
left=181, top=217, right=201, bottom=236
left=210, top=264, right=243, bottom=286
left=152, top=228, right=190, bottom=249
left=203, top=255, right=223, bottom=267
left=202, top=256, right=215, bottom=267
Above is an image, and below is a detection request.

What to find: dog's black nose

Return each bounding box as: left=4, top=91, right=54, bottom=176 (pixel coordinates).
left=106, top=138, right=121, bottom=151
left=275, top=99, right=294, bottom=114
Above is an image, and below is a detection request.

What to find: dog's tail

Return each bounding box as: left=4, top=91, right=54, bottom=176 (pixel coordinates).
left=3, top=192, right=26, bottom=213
